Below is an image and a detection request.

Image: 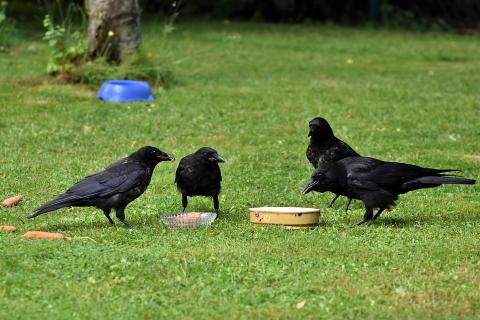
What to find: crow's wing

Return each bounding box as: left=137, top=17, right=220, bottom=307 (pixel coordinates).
left=343, top=157, right=392, bottom=191
left=28, top=161, right=147, bottom=218
left=64, top=162, right=146, bottom=199
left=343, top=156, right=459, bottom=195
left=344, top=157, right=392, bottom=194
left=217, top=165, right=222, bottom=182
left=342, top=157, right=384, bottom=175
left=343, top=157, right=423, bottom=186
left=349, top=179, right=381, bottom=191
left=175, top=158, right=189, bottom=183
left=175, top=157, right=200, bottom=184
left=336, top=139, right=360, bottom=158
left=347, top=176, right=397, bottom=208
left=366, top=162, right=454, bottom=190
left=176, top=165, right=201, bottom=184
left=175, top=165, right=181, bottom=183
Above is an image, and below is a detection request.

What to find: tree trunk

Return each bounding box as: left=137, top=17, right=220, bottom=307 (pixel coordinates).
left=85, top=0, right=141, bottom=63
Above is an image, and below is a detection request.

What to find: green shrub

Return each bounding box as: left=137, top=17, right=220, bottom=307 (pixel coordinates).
left=0, top=1, right=16, bottom=48
left=42, top=7, right=88, bottom=75
left=42, top=2, right=176, bottom=88
left=71, top=51, right=176, bottom=88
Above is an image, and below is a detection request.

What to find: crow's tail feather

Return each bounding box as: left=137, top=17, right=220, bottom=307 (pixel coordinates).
left=28, top=194, right=82, bottom=219
left=401, top=175, right=475, bottom=193
left=423, top=176, right=476, bottom=185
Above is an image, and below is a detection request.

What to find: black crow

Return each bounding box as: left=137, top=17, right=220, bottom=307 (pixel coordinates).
left=303, top=156, right=475, bottom=225
left=28, top=146, right=175, bottom=228
left=306, top=117, right=359, bottom=211
left=175, top=147, right=225, bottom=212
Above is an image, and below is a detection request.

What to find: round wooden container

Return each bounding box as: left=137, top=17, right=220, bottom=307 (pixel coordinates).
left=249, top=207, right=320, bottom=227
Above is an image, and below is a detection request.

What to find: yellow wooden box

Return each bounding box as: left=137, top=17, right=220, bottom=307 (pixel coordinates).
left=249, top=207, right=320, bottom=226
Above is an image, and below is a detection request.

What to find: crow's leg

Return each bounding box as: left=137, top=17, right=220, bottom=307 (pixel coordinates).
left=327, top=194, right=340, bottom=208
left=182, top=194, right=188, bottom=212
left=356, top=207, right=373, bottom=226
left=103, top=208, right=114, bottom=225
left=213, top=195, right=219, bottom=213
left=344, top=198, right=353, bottom=213
left=369, top=208, right=386, bottom=223
left=115, top=207, right=132, bottom=229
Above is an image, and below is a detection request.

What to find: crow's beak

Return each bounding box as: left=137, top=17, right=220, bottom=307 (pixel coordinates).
left=160, top=154, right=175, bottom=161
left=210, top=153, right=225, bottom=163
left=302, top=179, right=318, bottom=195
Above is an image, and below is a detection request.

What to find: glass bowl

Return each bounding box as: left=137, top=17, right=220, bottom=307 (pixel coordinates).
left=160, top=212, right=217, bottom=228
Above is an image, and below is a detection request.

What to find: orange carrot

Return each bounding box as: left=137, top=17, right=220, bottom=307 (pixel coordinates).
left=176, top=212, right=201, bottom=223
left=2, top=195, right=23, bottom=207
left=0, top=225, right=17, bottom=231
left=21, top=231, right=65, bottom=240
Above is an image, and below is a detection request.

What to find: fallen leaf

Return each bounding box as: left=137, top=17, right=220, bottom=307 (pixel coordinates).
left=346, top=58, right=353, bottom=64
left=82, top=125, right=92, bottom=134
left=448, top=134, right=458, bottom=141
left=296, top=300, right=306, bottom=309
left=340, top=231, right=347, bottom=238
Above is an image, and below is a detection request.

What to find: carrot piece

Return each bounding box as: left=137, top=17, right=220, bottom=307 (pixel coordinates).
left=2, top=195, right=24, bottom=207
left=0, top=225, right=16, bottom=231
left=176, top=212, right=201, bottom=223
left=21, top=231, right=65, bottom=240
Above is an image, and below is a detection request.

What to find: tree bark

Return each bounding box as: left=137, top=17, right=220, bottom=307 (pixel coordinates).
left=85, top=0, right=141, bottom=63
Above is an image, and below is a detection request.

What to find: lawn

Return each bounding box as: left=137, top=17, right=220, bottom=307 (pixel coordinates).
left=1, top=21, right=479, bottom=319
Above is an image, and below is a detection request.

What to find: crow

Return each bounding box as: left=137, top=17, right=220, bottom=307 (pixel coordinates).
left=175, top=147, right=225, bottom=212
left=306, top=117, right=360, bottom=211
left=28, top=146, right=175, bottom=228
left=303, top=156, right=475, bottom=225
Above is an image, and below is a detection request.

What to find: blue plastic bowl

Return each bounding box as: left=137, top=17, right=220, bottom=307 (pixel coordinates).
left=97, top=80, right=155, bottom=102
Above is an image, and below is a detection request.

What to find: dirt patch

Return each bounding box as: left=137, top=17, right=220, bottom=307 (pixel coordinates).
left=14, top=76, right=52, bottom=89
left=463, top=155, right=480, bottom=163
left=227, top=86, right=256, bottom=95
left=68, top=86, right=96, bottom=99
left=23, top=97, right=50, bottom=106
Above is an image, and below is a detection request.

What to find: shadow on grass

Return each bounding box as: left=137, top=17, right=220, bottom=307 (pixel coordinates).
left=362, top=211, right=480, bottom=228
left=370, top=216, right=415, bottom=227
left=318, top=219, right=334, bottom=228
left=30, top=219, right=126, bottom=232
left=27, top=208, right=478, bottom=231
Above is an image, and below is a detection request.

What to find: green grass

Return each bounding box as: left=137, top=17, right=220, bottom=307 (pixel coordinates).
left=1, top=21, right=479, bottom=319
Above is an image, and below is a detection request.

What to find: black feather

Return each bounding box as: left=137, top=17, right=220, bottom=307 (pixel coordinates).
left=175, top=147, right=224, bottom=212
left=304, top=156, right=476, bottom=225
left=306, top=117, right=359, bottom=211
left=28, top=146, right=174, bottom=228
